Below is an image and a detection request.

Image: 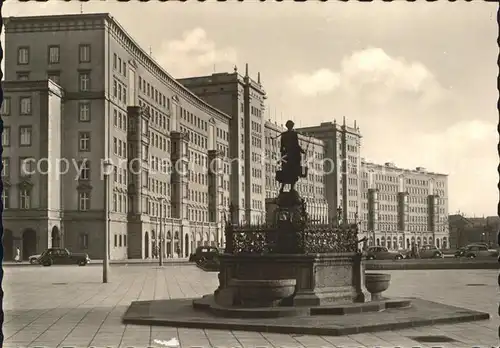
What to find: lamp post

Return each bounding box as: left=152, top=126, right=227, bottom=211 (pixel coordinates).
left=102, top=159, right=113, bottom=284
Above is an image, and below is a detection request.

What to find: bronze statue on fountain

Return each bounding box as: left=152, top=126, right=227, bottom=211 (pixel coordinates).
left=275, top=120, right=306, bottom=195
left=212, top=119, right=373, bottom=309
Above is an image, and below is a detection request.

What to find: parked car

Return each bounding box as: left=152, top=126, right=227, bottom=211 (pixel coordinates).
left=365, top=246, right=405, bottom=260
left=29, top=254, right=41, bottom=264
left=454, top=247, right=467, bottom=258
left=418, top=245, right=444, bottom=259
left=462, top=244, right=499, bottom=259
left=38, top=248, right=90, bottom=266
left=189, top=246, right=221, bottom=264
left=398, top=249, right=411, bottom=259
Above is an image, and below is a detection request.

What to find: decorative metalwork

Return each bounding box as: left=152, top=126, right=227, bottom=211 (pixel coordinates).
left=299, top=223, right=359, bottom=253
left=223, top=196, right=360, bottom=255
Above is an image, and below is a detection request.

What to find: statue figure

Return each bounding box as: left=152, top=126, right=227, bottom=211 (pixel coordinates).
left=276, top=120, right=305, bottom=194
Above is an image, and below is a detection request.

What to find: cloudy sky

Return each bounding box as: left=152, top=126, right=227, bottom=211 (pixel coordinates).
left=3, top=1, right=498, bottom=216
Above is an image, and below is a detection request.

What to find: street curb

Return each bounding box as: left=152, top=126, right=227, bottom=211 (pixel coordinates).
left=4, top=260, right=194, bottom=267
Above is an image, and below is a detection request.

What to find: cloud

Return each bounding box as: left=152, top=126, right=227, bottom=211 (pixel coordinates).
left=157, top=28, right=237, bottom=78
left=287, top=47, right=446, bottom=106
left=287, top=69, right=340, bottom=96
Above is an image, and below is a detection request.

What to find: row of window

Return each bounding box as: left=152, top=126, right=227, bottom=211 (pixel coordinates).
left=2, top=187, right=31, bottom=209
left=112, top=78, right=128, bottom=105
left=2, top=124, right=31, bottom=147
left=139, top=99, right=171, bottom=132
left=180, top=125, right=208, bottom=149
left=17, top=44, right=91, bottom=65
left=1, top=96, right=32, bottom=116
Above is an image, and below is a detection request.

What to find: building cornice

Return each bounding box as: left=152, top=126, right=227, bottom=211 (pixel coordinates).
left=3, top=80, right=64, bottom=98
left=5, top=13, right=232, bottom=124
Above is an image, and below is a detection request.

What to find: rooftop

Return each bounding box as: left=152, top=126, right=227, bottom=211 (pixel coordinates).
left=5, top=13, right=232, bottom=121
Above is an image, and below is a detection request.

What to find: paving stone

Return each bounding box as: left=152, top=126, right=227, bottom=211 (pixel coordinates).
left=2, top=265, right=499, bottom=348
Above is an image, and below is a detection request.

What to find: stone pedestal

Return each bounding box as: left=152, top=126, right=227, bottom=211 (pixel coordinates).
left=216, top=253, right=359, bottom=307
left=353, top=252, right=370, bottom=303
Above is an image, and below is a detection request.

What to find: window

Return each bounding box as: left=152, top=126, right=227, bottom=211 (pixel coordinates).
left=2, top=127, right=10, bottom=147
left=79, top=160, right=90, bottom=180
left=17, top=73, right=29, bottom=81
left=19, top=189, right=31, bottom=209
left=79, top=72, right=90, bottom=91
left=20, top=97, right=32, bottom=115
left=80, top=233, right=89, bottom=249
left=48, top=72, right=60, bottom=85
left=78, top=191, right=90, bottom=211
left=124, top=235, right=127, bottom=246
left=2, top=157, right=9, bottom=177
left=1, top=97, right=11, bottom=116
left=48, top=45, right=60, bottom=64
left=114, top=234, right=118, bottom=247
left=2, top=188, right=10, bottom=209
left=19, top=157, right=35, bottom=177
left=79, top=102, right=91, bottom=122
left=17, top=47, right=29, bottom=65
left=78, top=132, right=91, bottom=151
left=19, top=126, right=32, bottom=146
left=79, top=44, right=91, bottom=63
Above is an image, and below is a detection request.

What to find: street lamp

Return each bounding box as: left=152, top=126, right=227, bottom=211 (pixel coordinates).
left=102, top=159, right=113, bottom=284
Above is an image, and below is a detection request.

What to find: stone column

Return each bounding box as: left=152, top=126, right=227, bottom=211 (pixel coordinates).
left=170, top=131, right=188, bottom=220
left=207, top=150, right=221, bottom=224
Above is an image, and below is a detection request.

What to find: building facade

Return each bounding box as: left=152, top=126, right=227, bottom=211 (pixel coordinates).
left=2, top=13, right=451, bottom=261
left=178, top=67, right=267, bottom=224
left=2, top=80, right=64, bottom=261
left=297, top=119, right=363, bottom=223
left=360, top=161, right=449, bottom=250
left=3, top=13, right=232, bottom=260
left=448, top=214, right=498, bottom=249
left=264, top=121, right=329, bottom=221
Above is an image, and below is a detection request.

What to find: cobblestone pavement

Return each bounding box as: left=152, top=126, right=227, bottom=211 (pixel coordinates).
left=2, top=265, right=498, bottom=348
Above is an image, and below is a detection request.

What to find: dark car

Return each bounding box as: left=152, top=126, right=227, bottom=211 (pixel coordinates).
left=454, top=247, right=467, bottom=258
left=38, top=248, right=90, bottom=266
left=462, top=245, right=499, bottom=259
left=418, top=245, right=444, bottom=259
left=365, top=246, right=404, bottom=260
left=29, top=254, right=41, bottom=264
left=189, top=246, right=221, bottom=264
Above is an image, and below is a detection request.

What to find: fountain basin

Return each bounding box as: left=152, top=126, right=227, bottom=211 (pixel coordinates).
left=231, top=279, right=296, bottom=307
left=365, top=272, right=391, bottom=301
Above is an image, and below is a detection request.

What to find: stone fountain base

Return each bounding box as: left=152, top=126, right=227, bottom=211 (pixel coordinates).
left=215, top=252, right=367, bottom=307
left=123, top=296, right=489, bottom=336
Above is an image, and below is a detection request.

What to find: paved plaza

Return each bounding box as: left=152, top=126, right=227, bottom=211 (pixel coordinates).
left=2, top=265, right=499, bottom=348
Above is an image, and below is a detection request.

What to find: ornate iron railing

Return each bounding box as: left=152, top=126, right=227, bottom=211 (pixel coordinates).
left=224, top=220, right=359, bottom=255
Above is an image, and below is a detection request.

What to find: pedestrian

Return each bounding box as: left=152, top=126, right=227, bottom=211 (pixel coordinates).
left=410, top=242, right=416, bottom=259
left=14, top=247, right=21, bottom=263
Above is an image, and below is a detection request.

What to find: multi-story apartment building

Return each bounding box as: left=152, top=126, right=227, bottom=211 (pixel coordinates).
left=297, top=119, right=363, bottom=223
left=178, top=67, right=267, bottom=224
left=3, top=13, right=232, bottom=260
left=2, top=13, right=451, bottom=261
left=264, top=121, right=329, bottom=221
left=1, top=80, right=64, bottom=262
left=360, top=161, right=449, bottom=250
